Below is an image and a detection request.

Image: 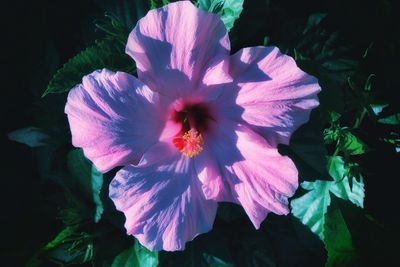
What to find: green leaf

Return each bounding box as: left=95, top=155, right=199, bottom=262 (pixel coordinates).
left=322, top=59, right=358, bottom=73
left=263, top=36, right=270, bottom=46
left=67, top=149, right=104, bottom=223
left=95, top=14, right=130, bottom=43
left=291, top=156, right=364, bottom=239
left=198, top=0, right=244, bottom=31
left=26, top=225, right=87, bottom=267
left=203, top=253, right=234, bottom=267
left=363, top=73, right=375, bottom=91
left=45, top=232, right=93, bottom=265
left=91, top=165, right=104, bottom=223
left=112, top=241, right=158, bottom=267
left=340, top=131, right=367, bottom=155
left=326, top=156, right=346, bottom=180
left=294, top=48, right=309, bottom=60
left=328, top=156, right=365, bottom=208
left=324, top=125, right=367, bottom=155
left=8, top=127, right=49, bottom=147
left=150, top=0, right=170, bottom=9
left=303, top=13, right=327, bottom=34
left=378, top=113, right=400, bottom=125
left=329, top=111, right=342, bottom=123
left=43, top=38, right=133, bottom=96
left=324, top=208, right=358, bottom=267
left=67, top=150, right=92, bottom=190
left=93, top=0, right=149, bottom=29
left=370, top=103, right=388, bottom=116
left=323, top=127, right=340, bottom=145
left=44, top=226, right=79, bottom=251
left=291, top=180, right=332, bottom=239
left=330, top=175, right=365, bottom=208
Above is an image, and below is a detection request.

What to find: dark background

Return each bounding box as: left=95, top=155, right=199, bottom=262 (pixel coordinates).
left=3, top=0, right=117, bottom=265
left=3, top=0, right=400, bottom=266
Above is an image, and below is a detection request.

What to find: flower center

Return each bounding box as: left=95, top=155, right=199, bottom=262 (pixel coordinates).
left=173, top=129, right=204, bottom=158
left=171, top=103, right=212, bottom=158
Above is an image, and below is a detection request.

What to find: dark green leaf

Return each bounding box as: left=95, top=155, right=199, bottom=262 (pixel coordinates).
left=26, top=226, right=92, bottom=267
left=329, top=111, right=342, bottom=123
left=150, top=0, right=170, bottom=9
left=91, top=165, right=104, bottom=223
left=112, top=241, right=158, bottom=267
left=68, top=150, right=92, bottom=191
left=303, top=13, right=327, bottom=34
left=323, top=127, right=340, bottom=145
left=43, top=38, right=133, bottom=96
left=324, top=208, right=358, bottom=267
left=363, top=73, right=375, bottom=91
left=45, top=232, right=93, bottom=265
left=289, top=111, right=330, bottom=178
left=294, top=48, right=309, bottom=60
left=322, top=59, right=358, bottom=72
left=95, top=14, right=130, bottom=43
left=44, top=226, right=79, bottom=251
left=296, top=60, right=345, bottom=123
left=67, top=149, right=104, bottom=223
left=378, top=113, right=400, bottom=125
left=93, top=0, right=149, bottom=29
left=203, top=253, right=234, bottom=267
left=340, top=131, right=367, bottom=155
left=8, top=127, right=49, bottom=147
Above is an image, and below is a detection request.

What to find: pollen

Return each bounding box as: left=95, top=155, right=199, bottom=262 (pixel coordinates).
left=173, top=129, right=204, bottom=158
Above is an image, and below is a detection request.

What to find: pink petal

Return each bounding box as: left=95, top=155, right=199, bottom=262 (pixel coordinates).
left=194, top=119, right=237, bottom=203
left=109, top=142, right=217, bottom=251
left=220, top=46, right=321, bottom=146
left=65, top=69, right=165, bottom=172
left=194, top=143, right=231, bottom=201
left=199, top=120, right=298, bottom=228
left=126, top=1, right=231, bottom=100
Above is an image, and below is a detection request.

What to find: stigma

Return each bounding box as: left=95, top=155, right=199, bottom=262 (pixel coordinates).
left=173, top=129, right=204, bottom=158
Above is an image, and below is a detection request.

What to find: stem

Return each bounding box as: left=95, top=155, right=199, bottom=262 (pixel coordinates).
left=332, top=107, right=367, bottom=158
left=332, top=139, right=341, bottom=157
left=353, top=108, right=367, bottom=129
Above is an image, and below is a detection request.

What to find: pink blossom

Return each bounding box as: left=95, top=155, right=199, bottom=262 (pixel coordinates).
left=65, top=1, right=320, bottom=251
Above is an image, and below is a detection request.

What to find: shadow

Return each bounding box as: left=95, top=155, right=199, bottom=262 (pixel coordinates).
left=279, top=108, right=331, bottom=182
left=229, top=47, right=272, bottom=83
left=109, top=161, right=200, bottom=249
left=159, top=213, right=327, bottom=267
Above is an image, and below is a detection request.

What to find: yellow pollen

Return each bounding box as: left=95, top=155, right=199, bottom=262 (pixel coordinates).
left=179, top=129, right=204, bottom=158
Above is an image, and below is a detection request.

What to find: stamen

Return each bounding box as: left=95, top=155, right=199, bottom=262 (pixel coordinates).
left=173, top=129, right=204, bottom=158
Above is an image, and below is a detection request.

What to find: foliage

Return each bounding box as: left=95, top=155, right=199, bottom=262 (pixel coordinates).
left=42, top=15, right=134, bottom=96
left=198, top=0, right=244, bottom=31
left=67, top=149, right=104, bottom=223
left=150, top=0, right=171, bottom=9
left=324, top=208, right=358, bottom=267
left=8, top=127, right=49, bottom=147
left=112, top=241, right=159, bottom=267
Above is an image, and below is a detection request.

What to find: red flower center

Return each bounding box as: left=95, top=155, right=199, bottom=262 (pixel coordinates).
left=171, top=103, right=213, bottom=157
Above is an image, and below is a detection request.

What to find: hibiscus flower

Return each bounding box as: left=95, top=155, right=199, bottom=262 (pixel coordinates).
left=65, top=1, right=320, bottom=251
